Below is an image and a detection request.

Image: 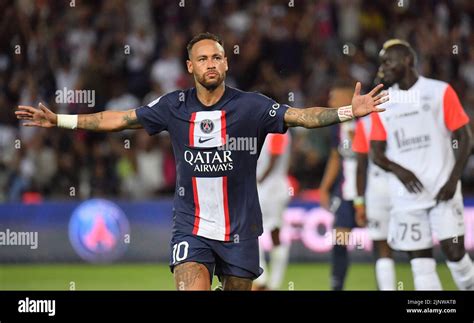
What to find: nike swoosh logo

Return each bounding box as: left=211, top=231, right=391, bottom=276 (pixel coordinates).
left=198, top=137, right=213, bottom=144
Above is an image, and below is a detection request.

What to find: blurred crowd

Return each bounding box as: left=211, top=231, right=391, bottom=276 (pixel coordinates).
left=1, top=0, right=474, bottom=202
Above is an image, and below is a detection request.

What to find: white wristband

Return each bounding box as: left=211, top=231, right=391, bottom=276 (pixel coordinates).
left=57, top=114, right=78, bottom=129
left=337, top=105, right=354, bottom=122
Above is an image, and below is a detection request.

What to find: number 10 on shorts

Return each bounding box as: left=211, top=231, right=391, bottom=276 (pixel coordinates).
left=172, top=241, right=189, bottom=264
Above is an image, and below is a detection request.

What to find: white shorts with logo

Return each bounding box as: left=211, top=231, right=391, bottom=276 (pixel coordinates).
left=366, top=169, right=391, bottom=241
left=387, top=194, right=465, bottom=251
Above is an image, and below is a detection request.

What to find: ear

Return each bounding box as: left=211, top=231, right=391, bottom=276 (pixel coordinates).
left=186, top=60, right=193, bottom=74
left=224, top=57, right=228, bottom=72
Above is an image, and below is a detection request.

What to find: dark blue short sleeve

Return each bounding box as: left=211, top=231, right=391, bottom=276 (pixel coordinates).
left=135, top=95, right=171, bottom=135
left=253, top=93, right=289, bottom=134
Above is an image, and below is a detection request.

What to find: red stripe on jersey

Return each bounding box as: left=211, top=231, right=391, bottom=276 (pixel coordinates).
left=352, top=120, right=369, bottom=153
left=192, top=177, right=201, bottom=235
left=220, top=110, right=227, bottom=144
left=189, top=112, right=196, bottom=147
left=222, top=176, right=231, bottom=241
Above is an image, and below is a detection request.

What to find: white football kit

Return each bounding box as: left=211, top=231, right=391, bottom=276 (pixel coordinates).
left=370, top=76, right=469, bottom=251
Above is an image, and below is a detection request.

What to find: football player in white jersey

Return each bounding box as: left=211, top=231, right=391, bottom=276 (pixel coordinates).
left=353, top=115, right=395, bottom=290
left=370, top=39, right=474, bottom=290
left=253, top=132, right=292, bottom=290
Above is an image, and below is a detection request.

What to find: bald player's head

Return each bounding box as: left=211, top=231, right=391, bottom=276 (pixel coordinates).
left=378, top=39, right=417, bottom=87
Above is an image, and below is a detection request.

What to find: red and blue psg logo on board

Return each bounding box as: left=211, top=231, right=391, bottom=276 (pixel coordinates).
left=68, top=199, right=130, bottom=263
left=200, top=119, right=214, bottom=134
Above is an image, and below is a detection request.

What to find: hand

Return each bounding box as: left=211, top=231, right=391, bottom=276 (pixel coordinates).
left=319, top=189, right=331, bottom=210
left=351, top=82, right=388, bottom=118
left=435, top=178, right=458, bottom=203
left=354, top=205, right=367, bottom=227
left=15, top=103, right=57, bottom=128
left=392, top=166, right=423, bottom=194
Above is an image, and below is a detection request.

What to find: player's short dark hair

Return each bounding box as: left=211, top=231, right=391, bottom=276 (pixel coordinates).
left=187, top=32, right=224, bottom=58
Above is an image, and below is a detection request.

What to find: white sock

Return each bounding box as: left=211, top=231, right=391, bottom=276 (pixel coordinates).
left=253, top=244, right=268, bottom=287
left=375, top=258, right=396, bottom=290
left=446, top=253, right=474, bottom=290
left=410, top=258, right=442, bottom=290
left=268, top=244, right=290, bottom=290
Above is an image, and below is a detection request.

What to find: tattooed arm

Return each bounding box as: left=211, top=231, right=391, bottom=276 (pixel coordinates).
left=284, top=82, right=388, bottom=129
left=77, top=109, right=142, bottom=131
left=15, top=103, right=142, bottom=131
left=284, top=107, right=342, bottom=128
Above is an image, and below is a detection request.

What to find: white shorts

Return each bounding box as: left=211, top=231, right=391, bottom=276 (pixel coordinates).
left=365, top=169, right=391, bottom=241
left=258, top=179, right=290, bottom=232
left=387, top=196, right=465, bottom=251
left=366, top=197, right=391, bottom=241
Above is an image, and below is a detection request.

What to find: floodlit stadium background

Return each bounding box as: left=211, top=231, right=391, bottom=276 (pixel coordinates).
left=1, top=0, right=474, bottom=290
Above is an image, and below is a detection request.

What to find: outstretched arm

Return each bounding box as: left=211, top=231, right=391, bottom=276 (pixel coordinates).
left=284, top=83, right=387, bottom=128
left=15, top=103, right=142, bottom=131
left=76, top=109, right=142, bottom=131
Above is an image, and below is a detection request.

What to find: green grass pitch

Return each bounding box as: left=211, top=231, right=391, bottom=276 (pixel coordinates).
left=0, top=262, right=457, bottom=290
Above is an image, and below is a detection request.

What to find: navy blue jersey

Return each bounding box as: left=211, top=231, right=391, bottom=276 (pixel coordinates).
left=136, top=86, right=289, bottom=241
left=329, top=122, right=357, bottom=200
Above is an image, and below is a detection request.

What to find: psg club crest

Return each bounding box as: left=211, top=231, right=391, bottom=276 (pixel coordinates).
left=200, top=119, right=214, bottom=134
left=68, top=199, right=130, bottom=263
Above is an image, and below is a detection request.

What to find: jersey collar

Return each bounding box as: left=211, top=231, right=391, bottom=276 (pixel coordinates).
left=191, top=85, right=237, bottom=110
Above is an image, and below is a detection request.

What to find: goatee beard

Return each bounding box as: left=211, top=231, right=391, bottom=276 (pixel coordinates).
left=198, top=73, right=225, bottom=91
left=202, top=82, right=219, bottom=91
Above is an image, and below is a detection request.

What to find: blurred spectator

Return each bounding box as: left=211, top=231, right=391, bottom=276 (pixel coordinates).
left=1, top=0, right=473, bottom=201
left=150, top=46, right=184, bottom=93
left=105, top=77, right=140, bottom=111
left=126, top=26, right=155, bottom=98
